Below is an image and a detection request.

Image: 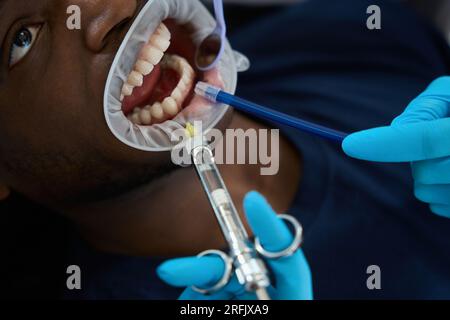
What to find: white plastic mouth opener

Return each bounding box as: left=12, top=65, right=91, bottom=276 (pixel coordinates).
left=187, top=132, right=304, bottom=300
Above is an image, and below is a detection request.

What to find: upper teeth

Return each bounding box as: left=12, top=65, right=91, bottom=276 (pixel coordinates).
left=127, top=54, right=195, bottom=126
left=135, top=60, right=154, bottom=76
left=120, top=23, right=172, bottom=101
left=127, top=71, right=144, bottom=87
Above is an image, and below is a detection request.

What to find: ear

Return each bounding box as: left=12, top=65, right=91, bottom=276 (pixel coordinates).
left=0, top=184, right=11, bottom=201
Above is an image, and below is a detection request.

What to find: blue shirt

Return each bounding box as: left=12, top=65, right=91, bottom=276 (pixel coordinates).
left=64, top=0, right=450, bottom=299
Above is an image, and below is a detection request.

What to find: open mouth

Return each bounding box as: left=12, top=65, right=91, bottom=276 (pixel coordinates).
left=104, top=0, right=236, bottom=151
left=120, top=19, right=222, bottom=127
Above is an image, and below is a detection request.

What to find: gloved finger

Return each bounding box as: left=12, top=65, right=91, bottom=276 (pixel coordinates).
left=179, top=275, right=249, bottom=300
left=392, top=77, right=450, bottom=125
left=179, top=287, right=233, bottom=300
left=392, top=96, right=449, bottom=125
left=342, top=118, right=450, bottom=162
left=179, top=288, right=217, bottom=300
left=267, top=249, right=313, bottom=300
left=157, top=256, right=225, bottom=288
left=243, top=191, right=293, bottom=252
left=343, top=77, right=450, bottom=162
left=414, top=183, right=450, bottom=206
left=429, top=204, right=450, bottom=219
left=244, top=192, right=313, bottom=300
left=411, top=157, right=450, bottom=185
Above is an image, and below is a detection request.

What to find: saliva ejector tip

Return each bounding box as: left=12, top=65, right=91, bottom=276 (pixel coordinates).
left=195, top=81, right=221, bottom=103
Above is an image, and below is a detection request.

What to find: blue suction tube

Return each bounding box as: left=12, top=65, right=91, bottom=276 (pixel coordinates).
left=195, top=82, right=349, bottom=143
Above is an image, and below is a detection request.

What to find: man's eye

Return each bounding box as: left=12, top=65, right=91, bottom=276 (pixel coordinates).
left=9, top=25, right=41, bottom=67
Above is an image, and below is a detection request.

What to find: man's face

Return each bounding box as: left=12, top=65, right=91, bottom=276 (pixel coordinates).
left=0, top=0, right=221, bottom=206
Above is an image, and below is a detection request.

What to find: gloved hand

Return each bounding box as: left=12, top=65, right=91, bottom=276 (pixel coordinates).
left=343, top=76, right=450, bottom=218
left=157, top=191, right=313, bottom=300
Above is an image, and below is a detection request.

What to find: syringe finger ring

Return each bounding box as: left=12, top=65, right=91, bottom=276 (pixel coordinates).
left=254, top=214, right=303, bottom=260
left=192, top=250, right=233, bottom=295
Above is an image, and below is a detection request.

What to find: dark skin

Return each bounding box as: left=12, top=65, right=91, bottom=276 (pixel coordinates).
left=0, top=0, right=301, bottom=256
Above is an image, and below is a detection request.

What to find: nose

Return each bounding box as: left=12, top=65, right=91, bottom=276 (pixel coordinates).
left=81, top=0, right=137, bottom=52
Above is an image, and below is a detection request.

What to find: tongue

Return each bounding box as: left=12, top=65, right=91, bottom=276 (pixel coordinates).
left=122, top=65, right=162, bottom=115
left=122, top=65, right=181, bottom=116
left=148, top=68, right=180, bottom=104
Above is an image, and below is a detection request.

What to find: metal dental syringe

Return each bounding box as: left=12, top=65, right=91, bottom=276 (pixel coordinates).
left=189, top=137, right=271, bottom=300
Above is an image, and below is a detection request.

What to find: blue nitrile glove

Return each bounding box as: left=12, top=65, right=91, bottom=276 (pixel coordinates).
left=157, top=191, right=313, bottom=300
left=343, top=76, right=450, bottom=218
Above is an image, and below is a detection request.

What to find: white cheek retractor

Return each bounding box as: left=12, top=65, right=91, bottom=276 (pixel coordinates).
left=104, top=0, right=273, bottom=300
left=103, top=0, right=246, bottom=152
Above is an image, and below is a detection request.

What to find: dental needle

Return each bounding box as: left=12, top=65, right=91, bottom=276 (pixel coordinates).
left=187, top=130, right=271, bottom=300
left=195, top=82, right=349, bottom=143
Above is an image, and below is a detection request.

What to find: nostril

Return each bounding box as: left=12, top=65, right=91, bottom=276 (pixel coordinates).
left=86, top=9, right=135, bottom=53
left=111, top=17, right=132, bottom=37
left=102, top=17, right=132, bottom=48
left=83, top=0, right=138, bottom=52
